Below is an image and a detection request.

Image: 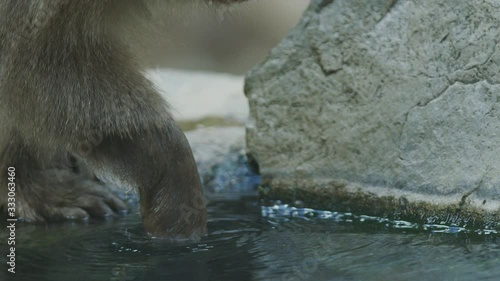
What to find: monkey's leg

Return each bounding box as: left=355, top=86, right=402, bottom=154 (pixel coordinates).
left=0, top=135, right=127, bottom=222
left=1, top=3, right=206, bottom=239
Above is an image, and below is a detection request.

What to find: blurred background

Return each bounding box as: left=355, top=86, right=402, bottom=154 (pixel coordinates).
left=144, top=0, right=310, bottom=74
left=143, top=0, right=312, bottom=197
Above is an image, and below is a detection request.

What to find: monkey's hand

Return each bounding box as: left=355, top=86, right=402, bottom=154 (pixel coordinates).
left=10, top=155, right=128, bottom=222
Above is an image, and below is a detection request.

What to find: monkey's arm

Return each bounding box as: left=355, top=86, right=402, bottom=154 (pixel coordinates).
left=2, top=55, right=206, bottom=239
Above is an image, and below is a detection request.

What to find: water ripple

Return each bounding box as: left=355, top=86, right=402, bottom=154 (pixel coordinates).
left=261, top=203, right=498, bottom=235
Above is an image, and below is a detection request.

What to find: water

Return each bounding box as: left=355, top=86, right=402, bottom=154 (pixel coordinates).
left=1, top=196, right=500, bottom=281
left=1, top=151, right=499, bottom=281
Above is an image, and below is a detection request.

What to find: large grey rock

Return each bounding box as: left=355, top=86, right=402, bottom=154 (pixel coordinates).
left=246, top=0, right=500, bottom=226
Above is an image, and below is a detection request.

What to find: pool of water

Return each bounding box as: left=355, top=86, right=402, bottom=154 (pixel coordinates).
left=2, top=195, right=500, bottom=281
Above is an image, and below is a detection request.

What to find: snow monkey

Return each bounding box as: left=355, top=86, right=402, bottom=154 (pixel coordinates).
left=0, top=0, right=246, bottom=240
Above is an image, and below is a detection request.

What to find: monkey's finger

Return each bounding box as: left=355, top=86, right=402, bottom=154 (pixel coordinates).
left=82, top=184, right=128, bottom=214
left=45, top=206, right=90, bottom=221
left=104, top=196, right=128, bottom=215
left=75, top=194, right=117, bottom=219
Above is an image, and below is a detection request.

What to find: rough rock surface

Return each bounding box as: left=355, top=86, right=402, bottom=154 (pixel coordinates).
left=246, top=0, right=500, bottom=227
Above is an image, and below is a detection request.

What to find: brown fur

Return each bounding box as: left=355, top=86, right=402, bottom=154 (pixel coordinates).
left=0, top=0, right=245, bottom=240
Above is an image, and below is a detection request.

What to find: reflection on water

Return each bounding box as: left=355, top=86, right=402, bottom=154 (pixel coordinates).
left=1, top=196, right=499, bottom=281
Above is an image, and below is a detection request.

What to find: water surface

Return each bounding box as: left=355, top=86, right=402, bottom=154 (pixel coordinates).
left=2, top=196, right=499, bottom=281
